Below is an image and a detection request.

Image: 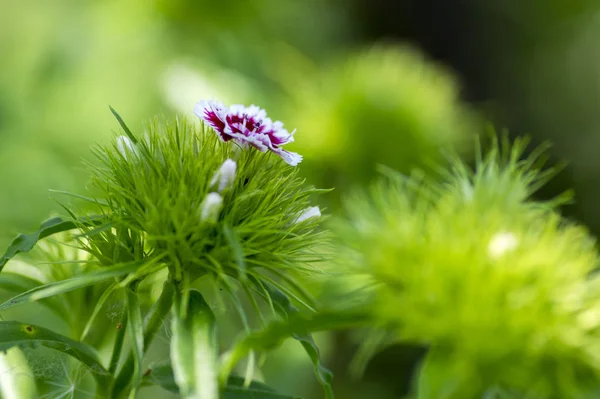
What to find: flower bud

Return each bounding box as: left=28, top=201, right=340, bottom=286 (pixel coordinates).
left=210, top=159, right=237, bottom=193
left=295, top=206, right=321, bottom=224
left=116, top=135, right=137, bottom=160
left=200, top=193, right=223, bottom=224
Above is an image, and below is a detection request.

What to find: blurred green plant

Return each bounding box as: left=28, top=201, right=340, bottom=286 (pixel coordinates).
left=335, top=137, right=600, bottom=398
left=281, top=45, right=478, bottom=198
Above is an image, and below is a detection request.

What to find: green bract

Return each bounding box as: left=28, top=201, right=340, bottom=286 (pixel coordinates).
left=336, top=138, right=600, bottom=398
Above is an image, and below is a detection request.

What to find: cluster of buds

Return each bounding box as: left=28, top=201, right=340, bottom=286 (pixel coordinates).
left=199, top=159, right=237, bottom=224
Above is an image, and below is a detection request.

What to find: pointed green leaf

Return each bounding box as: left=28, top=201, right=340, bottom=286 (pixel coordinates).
left=126, top=287, right=144, bottom=395
left=80, top=281, right=120, bottom=341
left=262, top=284, right=333, bottom=399
left=0, top=259, right=148, bottom=312
left=111, top=281, right=174, bottom=398
left=109, top=106, right=138, bottom=144
left=0, top=321, right=109, bottom=383
left=171, top=290, right=218, bottom=399
left=0, top=272, right=68, bottom=319
left=0, top=215, right=106, bottom=271
left=0, top=273, right=43, bottom=293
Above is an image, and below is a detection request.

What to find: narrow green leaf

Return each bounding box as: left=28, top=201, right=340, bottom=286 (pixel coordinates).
left=171, top=290, right=218, bottom=399
left=0, top=321, right=109, bottom=384
left=0, top=272, right=68, bottom=319
left=126, top=287, right=144, bottom=395
left=0, top=215, right=106, bottom=271
left=146, top=362, right=300, bottom=399
left=191, top=291, right=218, bottom=399
left=83, top=258, right=167, bottom=342
left=111, top=281, right=174, bottom=398
left=109, top=106, right=138, bottom=144
left=0, top=273, right=43, bottom=293
left=80, top=281, right=120, bottom=341
left=171, top=293, right=195, bottom=397
left=0, top=259, right=147, bottom=312
left=263, top=284, right=334, bottom=399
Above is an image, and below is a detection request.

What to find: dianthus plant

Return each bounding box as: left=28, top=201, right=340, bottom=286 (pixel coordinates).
left=0, top=101, right=333, bottom=399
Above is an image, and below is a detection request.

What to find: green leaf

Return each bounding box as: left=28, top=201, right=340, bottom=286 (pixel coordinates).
left=111, top=281, right=174, bottom=398
left=0, top=321, right=109, bottom=384
left=220, top=289, right=367, bottom=393
left=263, top=285, right=334, bottom=399
left=126, top=286, right=144, bottom=395
left=109, top=106, right=138, bottom=144
left=0, top=259, right=148, bottom=312
left=171, top=289, right=218, bottom=399
left=0, top=215, right=106, bottom=272
left=0, top=273, right=43, bottom=293
left=80, top=281, right=120, bottom=341
left=0, top=272, right=68, bottom=319
left=146, top=361, right=300, bottom=399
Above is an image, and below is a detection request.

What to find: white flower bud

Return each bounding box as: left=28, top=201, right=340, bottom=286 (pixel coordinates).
left=295, top=206, right=321, bottom=224
left=116, top=135, right=137, bottom=160
left=200, top=193, right=223, bottom=223
left=210, top=159, right=237, bottom=193
left=488, top=232, right=518, bottom=258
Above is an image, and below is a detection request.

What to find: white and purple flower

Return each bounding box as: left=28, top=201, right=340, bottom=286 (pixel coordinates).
left=194, top=99, right=302, bottom=166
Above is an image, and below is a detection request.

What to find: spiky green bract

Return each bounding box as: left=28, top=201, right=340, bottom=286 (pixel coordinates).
left=335, top=137, right=600, bottom=398
left=84, top=117, right=325, bottom=298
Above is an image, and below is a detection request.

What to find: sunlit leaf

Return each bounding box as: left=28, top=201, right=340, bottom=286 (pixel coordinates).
left=0, top=215, right=106, bottom=271
left=0, top=321, right=109, bottom=384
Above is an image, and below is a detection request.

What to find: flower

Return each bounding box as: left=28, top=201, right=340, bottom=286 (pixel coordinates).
left=210, top=159, right=237, bottom=193
left=200, top=192, right=223, bottom=223
left=194, top=99, right=302, bottom=166
left=295, top=206, right=321, bottom=224
left=116, top=135, right=137, bottom=160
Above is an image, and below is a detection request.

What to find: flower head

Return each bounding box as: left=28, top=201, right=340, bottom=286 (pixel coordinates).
left=195, top=99, right=302, bottom=166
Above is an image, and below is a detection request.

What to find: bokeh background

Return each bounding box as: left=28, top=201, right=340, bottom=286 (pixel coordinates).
left=2, top=0, right=600, bottom=398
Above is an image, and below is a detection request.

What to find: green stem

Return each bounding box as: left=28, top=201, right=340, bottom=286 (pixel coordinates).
left=110, top=281, right=175, bottom=398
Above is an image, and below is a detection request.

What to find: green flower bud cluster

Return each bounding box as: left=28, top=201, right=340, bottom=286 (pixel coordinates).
left=336, top=138, right=600, bottom=397
left=83, top=116, right=325, bottom=295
